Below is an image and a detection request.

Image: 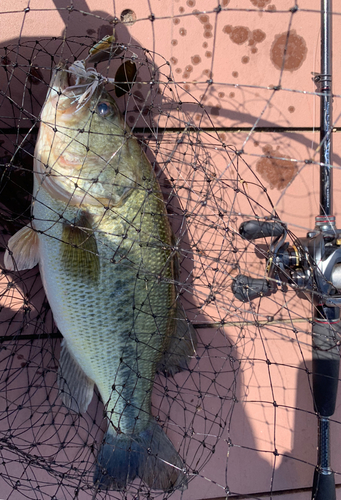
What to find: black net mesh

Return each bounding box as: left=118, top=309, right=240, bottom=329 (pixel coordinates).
left=0, top=1, right=340, bottom=499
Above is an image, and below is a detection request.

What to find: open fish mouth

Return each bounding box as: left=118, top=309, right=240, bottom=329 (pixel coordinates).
left=49, top=62, right=72, bottom=93
left=48, top=60, right=116, bottom=112
left=50, top=61, right=93, bottom=92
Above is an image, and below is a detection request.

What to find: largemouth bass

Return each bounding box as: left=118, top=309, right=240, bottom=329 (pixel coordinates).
left=4, top=61, right=196, bottom=491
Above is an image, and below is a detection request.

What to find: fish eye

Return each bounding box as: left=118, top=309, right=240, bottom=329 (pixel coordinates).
left=97, top=101, right=113, bottom=117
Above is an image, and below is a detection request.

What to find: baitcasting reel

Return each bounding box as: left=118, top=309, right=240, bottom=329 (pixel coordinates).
left=232, top=215, right=341, bottom=500
left=232, top=215, right=341, bottom=310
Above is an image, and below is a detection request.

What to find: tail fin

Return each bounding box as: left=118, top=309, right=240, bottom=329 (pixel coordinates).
left=94, top=419, right=187, bottom=491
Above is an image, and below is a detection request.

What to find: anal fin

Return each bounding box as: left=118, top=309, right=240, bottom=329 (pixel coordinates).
left=157, top=304, right=197, bottom=377
left=58, top=339, right=94, bottom=413
left=4, top=225, right=39, bottom=271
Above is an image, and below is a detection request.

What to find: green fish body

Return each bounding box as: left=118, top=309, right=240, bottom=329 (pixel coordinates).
left=5, top=62, right=196, bottom=491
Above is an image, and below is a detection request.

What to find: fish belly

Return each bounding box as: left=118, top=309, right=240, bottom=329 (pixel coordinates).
left=33, top=185, right=173, bottom=434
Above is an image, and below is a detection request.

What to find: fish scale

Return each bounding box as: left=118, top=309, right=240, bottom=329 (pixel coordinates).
left=5, top=61, right=196, bottom=491
left=34, top=181, right=174, bottom=434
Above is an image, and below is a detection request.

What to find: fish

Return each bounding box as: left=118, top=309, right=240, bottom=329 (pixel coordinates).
left=4, top=60, right=197, bottom=491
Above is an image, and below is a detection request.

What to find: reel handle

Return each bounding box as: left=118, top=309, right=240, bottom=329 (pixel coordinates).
left=231, top=274, right=272, bottom=302
left=239, top=220, right=285, bottom=241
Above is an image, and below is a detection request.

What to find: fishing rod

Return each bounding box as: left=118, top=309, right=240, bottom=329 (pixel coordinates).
left=231, top=1, right=339, bottom=498
left=310, top=2, right=339, bottom=498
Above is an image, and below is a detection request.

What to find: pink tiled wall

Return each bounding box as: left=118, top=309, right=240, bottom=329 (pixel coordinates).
left=1, top=1, right=341, bottom=499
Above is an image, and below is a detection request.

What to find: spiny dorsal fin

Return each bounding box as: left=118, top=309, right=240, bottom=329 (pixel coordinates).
left=4, top=225, right=39, bottom=271
left=58, top=339, right=94, bottom=414
left=61, top=212, right=100, bottom=282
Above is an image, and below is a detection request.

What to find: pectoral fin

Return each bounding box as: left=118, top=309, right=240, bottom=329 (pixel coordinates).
left=58, top=339, right=94, bottom=413
left=4, top=225, right=39, bottom=271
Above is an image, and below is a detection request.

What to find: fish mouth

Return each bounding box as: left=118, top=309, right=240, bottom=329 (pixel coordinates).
left=50, top=62, right=71, bottom=93
left=48, top=61, right=103, bottom=114
left=50, top=61, right=90, bottom=96
left=44, top=63, right=76, bottom=111
left=46, top=61, right=95, bottom=117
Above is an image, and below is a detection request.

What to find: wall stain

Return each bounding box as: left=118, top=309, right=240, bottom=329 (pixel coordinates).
left=183, top=64, right=193, bottom=79
left=133, top=91, right=144, bottom=102
left=198, top=14, right=209, bottom=23
left=211, top=106, right=221, bottom=116
left=222, top=24, right=266, bottom=63
left=191, top=55, right=201, bottom=65
left=193, top=9, right=213, bottom=39
left=251, top=29, right=266, bottom=43
left=250, top=0, right=271, bottom=7
left=256, top=145, right=298, bottom=190
left=28, top=66, right=43, bottom=85
left=97, top=24, right=114, bottom=39
left=230, top=26, right=250, bottom=45
left=270, top=30, right=307, bottom=72
left=223, top=25, right=232, bottom=34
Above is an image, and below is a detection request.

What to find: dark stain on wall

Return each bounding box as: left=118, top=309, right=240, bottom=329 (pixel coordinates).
left=270, top=30, right=307, bottom=72
left=256, top=145, right=298, bottom=190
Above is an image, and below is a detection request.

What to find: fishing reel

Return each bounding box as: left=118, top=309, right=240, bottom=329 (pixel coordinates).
left=232, top=215, right=341, bottom=500
left=232, top=215, right=341, bottom=312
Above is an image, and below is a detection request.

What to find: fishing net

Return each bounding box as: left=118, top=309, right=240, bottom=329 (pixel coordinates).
left=1, top=1, right=340, bottom=499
